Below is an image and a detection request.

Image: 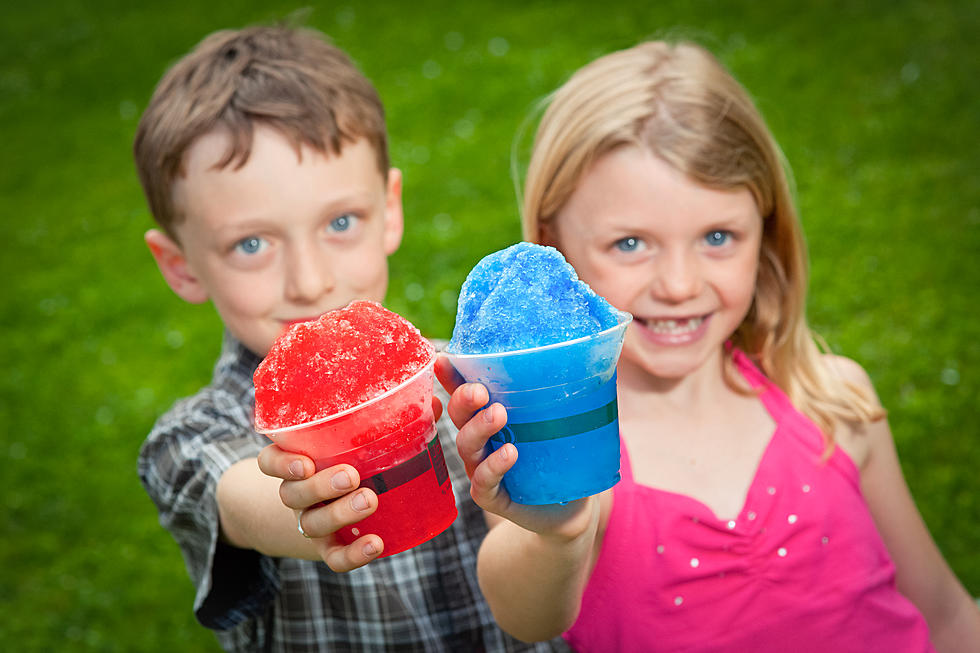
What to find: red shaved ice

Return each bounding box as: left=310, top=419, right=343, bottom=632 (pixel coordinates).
left=253, top=300, right=435, bottom=432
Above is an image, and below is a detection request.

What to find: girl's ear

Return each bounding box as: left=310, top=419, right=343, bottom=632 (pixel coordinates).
left=538, top=219, right=558, bottom=249
left=382, top=168, right=405, bottom=256
left=144, top=229, right=209, bottom=304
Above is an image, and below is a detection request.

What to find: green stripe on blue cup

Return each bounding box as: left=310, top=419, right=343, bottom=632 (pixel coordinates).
left=491, top=398, right=618, bottom=444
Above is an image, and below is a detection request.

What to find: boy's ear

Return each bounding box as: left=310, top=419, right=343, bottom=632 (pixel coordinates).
left=144, top=229, right=209, bottom=304
left=383, top=168, right=404, bottom=255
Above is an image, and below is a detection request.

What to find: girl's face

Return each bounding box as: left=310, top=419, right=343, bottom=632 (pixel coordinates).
left=551, top=146, right=762, bottom=383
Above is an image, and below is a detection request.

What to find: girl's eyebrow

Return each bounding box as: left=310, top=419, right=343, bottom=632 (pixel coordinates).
left=706, top=209, right=759, bottom=227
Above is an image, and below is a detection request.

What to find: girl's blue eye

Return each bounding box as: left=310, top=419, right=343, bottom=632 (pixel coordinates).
left=705, top=230, right=730, bottom=247
left=235, top=236, right=266, bottom=255
left=330, top=214, right=355, bottom=232
left=615, top=237, right=641, bottom=252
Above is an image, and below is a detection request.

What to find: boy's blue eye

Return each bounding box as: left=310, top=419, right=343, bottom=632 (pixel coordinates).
left=705, top=230, right=730, bottom=247
left=615, top=237, right=641, bottom=252
left=329, top=214, right=355, bottom=232
left=235, top=236, right=266, bottom=255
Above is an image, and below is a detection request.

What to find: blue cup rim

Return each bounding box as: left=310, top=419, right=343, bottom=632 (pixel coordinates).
left=444, top=310, right=632, bottom=360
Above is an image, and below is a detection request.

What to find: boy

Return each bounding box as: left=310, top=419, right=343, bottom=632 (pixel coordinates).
left=135, top=24, right=569, bottom=652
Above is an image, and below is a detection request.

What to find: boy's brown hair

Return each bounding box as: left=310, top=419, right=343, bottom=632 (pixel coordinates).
left=134, top=24, right=388, bottom=241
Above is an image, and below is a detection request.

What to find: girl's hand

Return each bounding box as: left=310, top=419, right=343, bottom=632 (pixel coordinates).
left=256, top=443, right=383, bottom=571
left=434, top=355, right=598, bottom=541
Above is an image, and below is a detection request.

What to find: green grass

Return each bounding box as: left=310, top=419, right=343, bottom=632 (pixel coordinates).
left=1, top=1, right=977, bottom=649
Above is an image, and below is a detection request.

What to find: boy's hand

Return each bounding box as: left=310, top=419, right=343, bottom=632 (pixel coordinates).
left=434, top=355, right=597, bottom=541
left=253, top=383, right=444, bottom=573
left=257, top=444, right=383, bottom=572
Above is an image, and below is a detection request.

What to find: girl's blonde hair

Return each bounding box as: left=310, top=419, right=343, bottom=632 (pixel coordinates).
left=521, top=41, right=883, bottom=446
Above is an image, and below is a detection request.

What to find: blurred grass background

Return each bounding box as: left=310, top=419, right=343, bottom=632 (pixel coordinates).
left=1, top=0, right=976, bottom=650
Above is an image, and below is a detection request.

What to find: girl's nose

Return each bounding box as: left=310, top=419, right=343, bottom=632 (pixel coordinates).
left=652, top=249, right=702, bottom=303
left=284, top=242, right=334, bottom=303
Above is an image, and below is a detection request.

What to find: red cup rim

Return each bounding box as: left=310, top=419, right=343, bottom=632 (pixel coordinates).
left=255, top=354, right=435, bottom=435
left=443, top=310, right=632, bottom=360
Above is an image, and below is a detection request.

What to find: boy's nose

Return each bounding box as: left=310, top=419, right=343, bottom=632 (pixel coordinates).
left=651, top=249, right=702, bottom=303
left=284, top=243, right=334, bottom=303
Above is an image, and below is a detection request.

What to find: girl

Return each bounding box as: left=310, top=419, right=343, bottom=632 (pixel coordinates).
left=436, top=41, right=980, bottom=652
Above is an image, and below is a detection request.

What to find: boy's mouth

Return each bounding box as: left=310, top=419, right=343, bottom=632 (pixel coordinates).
left=282, top=316, right=322, bottom=327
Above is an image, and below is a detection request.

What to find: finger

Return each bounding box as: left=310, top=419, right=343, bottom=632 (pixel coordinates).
left=469, top=442, right=518, bottom=513
left=278, top=463, right=360, bottom=510
left=297, top=487, right=379, bottom=538
left=434, top=354, right=466, bottom=395
left=431, top=395, right=444, bottom=423
left=456, top=402, right=508, bottom=478
left=257, top=443, right=314, bottom=480
left=318, top=534, right=384, bottom=572
left=446, top=382, right=490, bottom=430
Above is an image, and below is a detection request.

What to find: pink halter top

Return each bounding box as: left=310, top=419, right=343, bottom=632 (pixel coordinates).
left=563, top=349, right=933, bottom=652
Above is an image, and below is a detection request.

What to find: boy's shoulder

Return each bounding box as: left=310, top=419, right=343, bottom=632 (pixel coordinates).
left=155, top=331, right=259, bottom=433
left=139, top=333, right=263, bottom=486
left=148, top=376, right=253, bottom=441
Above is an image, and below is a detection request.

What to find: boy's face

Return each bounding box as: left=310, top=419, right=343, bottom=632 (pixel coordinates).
left=147, top=127, right=403, bottom=357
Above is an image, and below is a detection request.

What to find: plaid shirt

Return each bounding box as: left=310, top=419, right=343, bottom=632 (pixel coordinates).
left=138, top=331, right=570, bottom=652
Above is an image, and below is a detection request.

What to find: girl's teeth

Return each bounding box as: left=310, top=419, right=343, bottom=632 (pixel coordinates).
left=647, top=316, right=703, bottom=334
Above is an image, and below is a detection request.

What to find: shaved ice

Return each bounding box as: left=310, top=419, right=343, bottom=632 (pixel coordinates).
left=447, top=242, right=619, bottom=354
left=254, top=300, right=434, bottom=431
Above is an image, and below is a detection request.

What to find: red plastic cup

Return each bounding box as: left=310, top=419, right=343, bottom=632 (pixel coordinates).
left=256, top=357, right=457, bottom=557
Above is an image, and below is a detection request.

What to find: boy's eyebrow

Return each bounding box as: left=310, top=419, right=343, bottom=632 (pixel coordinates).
left=209, top=189, right=383, bottom=236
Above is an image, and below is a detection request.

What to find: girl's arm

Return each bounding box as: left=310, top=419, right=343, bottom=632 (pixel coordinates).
left=437, top=357, right=605, bottom=641
left=833, top=356, right=980, bottom=651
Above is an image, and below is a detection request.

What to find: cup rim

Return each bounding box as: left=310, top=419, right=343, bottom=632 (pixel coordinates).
left=444, top=310, right=632, bottom=360
left=255, top=354, right=436, bottom=436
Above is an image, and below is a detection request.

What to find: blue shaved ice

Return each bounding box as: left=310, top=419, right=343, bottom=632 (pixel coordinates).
left=447, top=242, right=620, bottom=354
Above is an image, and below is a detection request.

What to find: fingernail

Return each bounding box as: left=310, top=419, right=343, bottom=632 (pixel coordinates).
left=331, top=471, right=353, bottom=490
left=351, top=491, right=370, bottom=512
left=483, top=405, right=495, bottom=423
left=464, top=384, right=474, bottom=402
left=288, top=461, right=305, bottom=478
left=363, top=541, right=378, bottom=556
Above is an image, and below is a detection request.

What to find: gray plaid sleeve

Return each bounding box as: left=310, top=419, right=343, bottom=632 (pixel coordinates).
left=137, top=385, right=279, bottom=629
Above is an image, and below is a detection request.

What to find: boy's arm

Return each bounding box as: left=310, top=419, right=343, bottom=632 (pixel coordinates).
left=437, top=356, right=603, bottom=641
left=835, top=357, right=980, bottom=651
left=218, top=455, right=384, bottom=572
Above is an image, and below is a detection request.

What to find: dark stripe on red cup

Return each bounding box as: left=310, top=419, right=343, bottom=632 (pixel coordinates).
left=361, top=436, right=451, bottom=495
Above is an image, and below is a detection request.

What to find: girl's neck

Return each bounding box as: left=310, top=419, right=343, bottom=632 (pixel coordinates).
left=615, top=347, right=731, bottom=416
left=614, top=346, right=777, bottom=519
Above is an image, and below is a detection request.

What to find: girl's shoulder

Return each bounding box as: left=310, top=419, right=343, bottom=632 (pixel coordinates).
left=818, top=353, right=883, bottom=469
left=820, top=353, right=878, bottom=395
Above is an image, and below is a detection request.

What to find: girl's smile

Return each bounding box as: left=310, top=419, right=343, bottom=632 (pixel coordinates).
left=633, top=313, right=711, bottom=346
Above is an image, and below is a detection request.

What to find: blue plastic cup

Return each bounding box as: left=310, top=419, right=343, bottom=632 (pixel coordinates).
left=445, top=311, right=631, bottom=505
